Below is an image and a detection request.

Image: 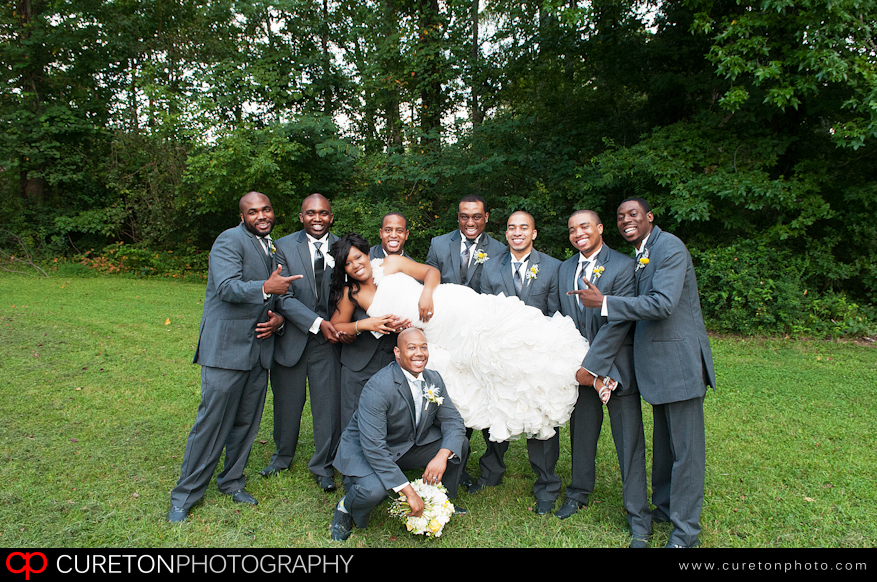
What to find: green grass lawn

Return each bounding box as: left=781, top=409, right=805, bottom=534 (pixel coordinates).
left=1, top=272, right=875, bottom=548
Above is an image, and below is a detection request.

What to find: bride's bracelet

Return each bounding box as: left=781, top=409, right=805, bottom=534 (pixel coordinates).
left=355, top=321, right=361, bottom=335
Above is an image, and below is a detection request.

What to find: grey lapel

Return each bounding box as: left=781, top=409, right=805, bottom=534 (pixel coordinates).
left=593, top=245, right=612, bottom=290
left=295, top=231, right=317, bottom=293
left=443, top=230, right=460, bottom=284
left=636, top=226, right=660, bottom=291
left=562, top=257, right=583, bottom=328
left=241, top=224, right=272, bottom=277
left=393, top=365, right=418, bottom=430
left=500, top=252, right=516, bottom=297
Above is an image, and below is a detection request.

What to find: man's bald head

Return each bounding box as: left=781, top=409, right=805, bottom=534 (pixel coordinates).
left=239, top=191, right=271, bottom=214
left=394, top=327, right=429, bottom=376
left=397, top=327, right=427, bottom=348
left=239, top=191, right=275, bottom=237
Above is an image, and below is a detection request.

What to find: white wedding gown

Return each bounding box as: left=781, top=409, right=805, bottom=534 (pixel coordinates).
left=367, top=259, right=588, bottom=442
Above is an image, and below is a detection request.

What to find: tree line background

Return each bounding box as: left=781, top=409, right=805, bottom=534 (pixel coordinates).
left=2, top=0, right=876, bottom=337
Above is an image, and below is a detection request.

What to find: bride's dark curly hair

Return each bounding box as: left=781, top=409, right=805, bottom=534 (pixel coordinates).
left=328, top=233, right=371, bottom=313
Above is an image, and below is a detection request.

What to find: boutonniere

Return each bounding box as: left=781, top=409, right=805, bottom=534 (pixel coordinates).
left=593, top=265, right=605, bottom=279
left=635, top=248, right=649, bottom=272
left=473, top=249, right=489, bottom=264
left=525, top=264, right=539, bottom=282
left=423, top=384, right=444, bottom=406
left=268, top=241, right=276, bottom=254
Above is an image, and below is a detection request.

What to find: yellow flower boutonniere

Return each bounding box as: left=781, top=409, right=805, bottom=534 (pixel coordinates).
left=423, top=384, right=444, bottom=406
left=268, top=241, right=276, bottom=254
left=593, top=265, right=605, bottom=279
left=635, top=248, right=650, bottom=272
left=474, top=249, right=490, bottom=264
left=526, top=264, right=539, bottom=282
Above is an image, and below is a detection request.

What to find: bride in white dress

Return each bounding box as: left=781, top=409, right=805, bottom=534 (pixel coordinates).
left=328, top=233, right=588, bottom=442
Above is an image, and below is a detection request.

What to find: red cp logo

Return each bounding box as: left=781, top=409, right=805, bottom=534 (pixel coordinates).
left=6, top=552, right=47, bottom=580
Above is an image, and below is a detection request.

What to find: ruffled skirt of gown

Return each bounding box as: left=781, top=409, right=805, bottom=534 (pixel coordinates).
left=368, top=273, right=588, bottom=442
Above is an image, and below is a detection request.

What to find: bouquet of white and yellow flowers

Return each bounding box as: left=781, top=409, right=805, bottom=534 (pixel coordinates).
left=389, top=480, right=455, bottom=538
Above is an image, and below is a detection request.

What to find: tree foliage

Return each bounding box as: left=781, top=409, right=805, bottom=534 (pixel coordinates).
left=1, top=0, right=875, bottom=334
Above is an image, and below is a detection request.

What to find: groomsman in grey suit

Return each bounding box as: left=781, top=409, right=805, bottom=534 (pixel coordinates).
left=329, top=328, right=468, bottom=541
left=557, top=209, right=651, bottom=548
left=369, top=212, right=411, bottom=259
left=425, top=195, right=507, bottom=293
left=473, top=210, right=562, bottom=515
left=574, top=198, right=716, bottom=548
left=168, top=192, right=298, bottom=522
left=425, top=195, right=506, bottom=486
left=261, top=193, right=348, bottom=492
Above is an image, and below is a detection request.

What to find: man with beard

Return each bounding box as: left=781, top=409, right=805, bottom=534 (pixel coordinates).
left=168, top=192, right=298, bottom=522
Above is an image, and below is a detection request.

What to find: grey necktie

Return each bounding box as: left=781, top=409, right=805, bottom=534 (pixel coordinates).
left=577, top=260, right=590, bottom=310
left=313, top=241, right=325, bottom=312
left=513, top=261, right=523, bottom=295
left=460, top=238, right=475, bottom=282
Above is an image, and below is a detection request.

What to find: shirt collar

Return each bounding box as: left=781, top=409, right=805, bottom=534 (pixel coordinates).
left=636, top=231, right=651, bottom=255
left=400, top=367, right=422, bottom=384
left=511, top=253, right=531, bottom=266
left=579, top=244, right=603, bottom=263
left=461, top=231, right=482, bottom=245
left=307, top=232, right=329, bottom=245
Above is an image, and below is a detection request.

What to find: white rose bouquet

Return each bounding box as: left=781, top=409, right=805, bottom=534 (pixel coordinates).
left=389, top=480, right=455, bottom=538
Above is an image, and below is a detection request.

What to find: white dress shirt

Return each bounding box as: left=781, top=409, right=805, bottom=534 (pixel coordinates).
left=306, top=233, right=333, bottom=334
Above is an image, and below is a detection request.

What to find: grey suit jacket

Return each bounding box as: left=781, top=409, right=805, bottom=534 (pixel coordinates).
left=606, top=226, right=716, bottom=405
left=425, top=230, right=507, bottom=291
left=333, top=363, right=467, bottom=491
left=271, top=229, right=338, bottom=368
left=559, top=244, right=637, bottom=396
left=480, top=249, right=561, bottom=317
left=369, top=245, right=411, bottom=260
left=193, top=222, right=276, bottom=371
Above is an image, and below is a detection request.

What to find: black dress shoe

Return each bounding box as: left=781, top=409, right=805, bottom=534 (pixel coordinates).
left=330, top=502, right=353, bottom=541
left=459, top=471, right=473, bottom=489
left=315, top=474, right=337, bottom=492
left=467, top=481, right=488, bottom=494
left=535, top=499, right=554, bottom=515
left=630, top=537, right=649, bottom=548
left=555, top=497, right=585, bottom=520
left=230, top=489, right=258, bottom=505
left=167, top=505, right=188, bottom=523
left=259, top=464, right=287, bottom=477
left=453, top=504, right=468, bottom=515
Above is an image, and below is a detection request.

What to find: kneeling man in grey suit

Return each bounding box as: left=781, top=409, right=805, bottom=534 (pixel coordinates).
left=329, top=328, right=468, bottom=541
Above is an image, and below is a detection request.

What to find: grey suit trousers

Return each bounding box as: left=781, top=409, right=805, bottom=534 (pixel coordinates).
left=268, top=335, right=341, bottom=478
left=567, top=385, right=651, bottom=538
left=651, top=395, right=706, bottom=547
left=170, top=365, right=268, bottom=509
